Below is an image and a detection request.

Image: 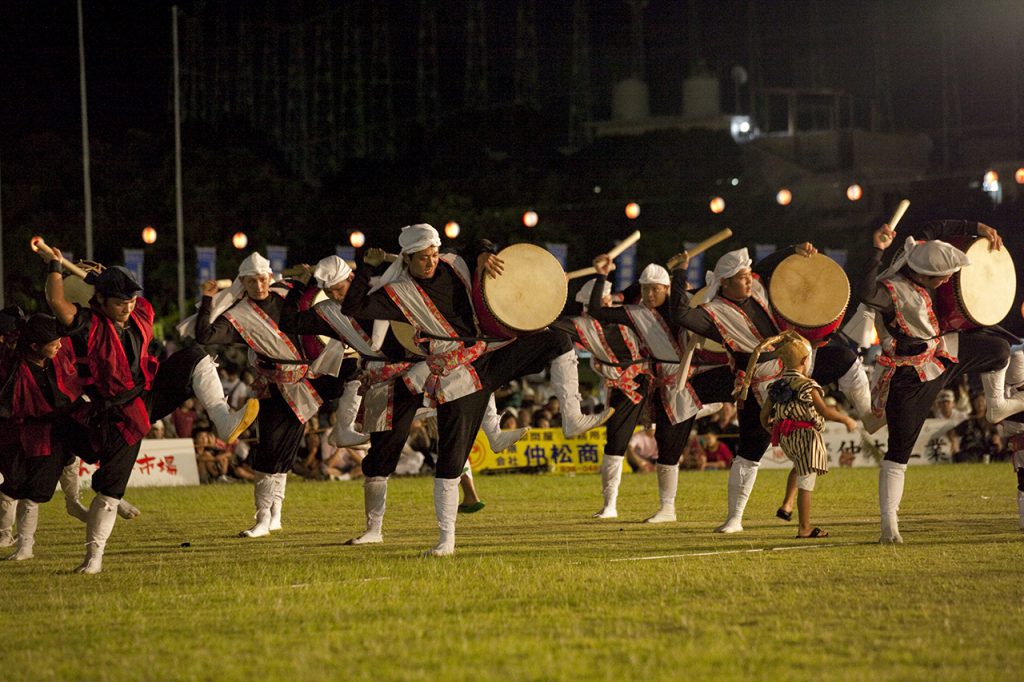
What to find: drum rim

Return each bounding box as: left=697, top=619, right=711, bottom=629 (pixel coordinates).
left=481, top=243, right=567, bottom=332
left=950, top=238, right=1016, bottom=327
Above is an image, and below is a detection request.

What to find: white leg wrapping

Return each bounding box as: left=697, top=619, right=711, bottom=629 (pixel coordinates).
left=269, top=473, right=287, bottom=531
left=838, top=357, right=872, bottom=418
left=75, top=494, right=119, bottom=574
left=329, top=380, right=370, bottom=449
left=482, top=394, right=529, bottom=453
left=425, top=477, right=460, bottom=557
left=715, top=457, right=759, bottom=533
left=1018, top=490, right=1024, bottom=530
left=60, top=464, right=90, bottom=522
left=593, top=455, right=623, bottom=518
left=7, top=499, right=39, bottom=561
left=0, top=492, right=18, bottom=546
left=347, top=476, right=387, bottom=545
left=879, top=460, right=906, bottom=544
left=983, top=365, right=1024, bottom=424
left=239, top=473, right=275, bottom=538
left=192, top=355, right=259, bottom=443
left=551, top=350, right=614, bottom=437
left=1007, top=349, right=1024, bottom=388
left=644, top=464, right=679, bottom=523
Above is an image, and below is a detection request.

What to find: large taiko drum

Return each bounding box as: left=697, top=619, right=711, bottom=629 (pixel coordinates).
left=935, top=235, right=1016, bottom=331
left=689, top=286, right=730, bottom=365
left=768, top=253, right=850, bottom=347
left=471, top=243, right=567, bottom=339
left=62, top=260, right=105, bottom=305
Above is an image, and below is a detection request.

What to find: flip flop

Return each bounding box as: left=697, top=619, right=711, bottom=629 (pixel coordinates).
left=797, top=527, right=829, bottom=538
left=458, top=501, right=486, bottom=514
left=776, top=507, right=793, bottom=522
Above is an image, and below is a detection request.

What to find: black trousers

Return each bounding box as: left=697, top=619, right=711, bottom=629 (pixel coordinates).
left=686, top=344, right=858, bottom=463
left=0, top=416, right=83, bottom=503
left=361, top=380, right=426, bottom=479
left=604, top=374, right=696, bottom=466
left=884, top=331, right=1009, bottom=464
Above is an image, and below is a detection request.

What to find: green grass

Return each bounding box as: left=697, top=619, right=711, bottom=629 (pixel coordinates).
left=2, top=465, right=1023, bottom=681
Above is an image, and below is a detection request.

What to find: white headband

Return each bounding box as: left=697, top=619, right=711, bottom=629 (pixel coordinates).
left=238, top=252, right=273, bottom=277
left=879, top=236, right=970, bottom=280
left=313, top=256, right=353, bottom=289
left=705, top=247, right=752, bottom=299
left=638, top=263, right=670, bottom=286
left=371, top=223, right=443, bottom=293
left=576, top=279, right=612, bottom=305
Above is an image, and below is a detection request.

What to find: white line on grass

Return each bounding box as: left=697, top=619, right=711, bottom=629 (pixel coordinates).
left=608, top=542, right=860, bottom=562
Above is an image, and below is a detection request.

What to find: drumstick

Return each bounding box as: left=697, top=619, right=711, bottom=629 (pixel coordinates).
left=565, top=231, right=641, bottom=280
left=30, top=236, right=91, bottom=279
left=888, top=199, right=910, bottom=232
left=215, top=279, right=234, bottom=290
left=666, top=228, right=733, bottom=270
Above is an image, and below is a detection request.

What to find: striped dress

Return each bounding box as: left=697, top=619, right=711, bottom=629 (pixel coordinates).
left=763, top=370, right=829, bottom=476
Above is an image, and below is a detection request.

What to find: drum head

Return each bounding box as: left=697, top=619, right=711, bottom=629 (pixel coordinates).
left=769, top=253, right=850, bottom=327
left=63, top=275, right=94, bottom=306
left=689, top=286, right=727, bottom=354
left=482, top=244, right=567, bottom=332
left=390, top=321, right=426, bottom=357
left=959, top=239, right=1016, bottom=326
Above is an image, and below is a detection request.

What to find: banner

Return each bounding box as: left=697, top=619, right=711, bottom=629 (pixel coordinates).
left=267, top=244, right=288, bottom=273
left=754, top=243, right=776, bottom=263
left=824, top=247, right=848, bottom=270
left=195, top=246, right=216, bottom=289
left=122, top=248, right=144, bottom=290
left=74, top=438, right=200, bottom=488
left=545, top=242, right=568, bottom=270
left=613, top=241, right=637, bottom=291
left=470, top=427, right=608, bottom=475
left=684, top=240, right=705, bottom=290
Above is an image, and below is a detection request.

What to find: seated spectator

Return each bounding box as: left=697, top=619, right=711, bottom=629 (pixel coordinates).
left=499, top=412, right=520, bottom=431
left=172, top=398, right=199, bottom=440
left=932, top=388, right=968, bottom=422
left=194, top=429, right=232, bottom=483
left=950, top=393, right=1002, bottom=463
left=699, top=402, right=739, bottom=438
left=147, top=419, right=168, bottom=440
left=294, top=417, right=325, bottom=479
left=626, top=424, right=657, bottom=472
left=699, top=432, right=733, bottom=470
left=532, top=409, right=553, bottom=429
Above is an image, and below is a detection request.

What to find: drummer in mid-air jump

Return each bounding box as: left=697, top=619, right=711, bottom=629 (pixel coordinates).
left=859, top=219, right=1024, bottom=544
left=335, top=223, right=612, bottom=556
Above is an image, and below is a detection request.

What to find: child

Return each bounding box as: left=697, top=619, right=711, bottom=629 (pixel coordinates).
left=744, top=331, right=856, bottom=538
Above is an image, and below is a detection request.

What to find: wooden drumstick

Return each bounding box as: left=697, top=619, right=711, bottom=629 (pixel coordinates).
left=215, top=279, right=234, bottom=290
left=667, top=228, right=733, bottom=270
left=888, top=199, right=910, bottom=232
left=30, top=236, right=91, bottom=279
left=565, top=231, right=640, bottom=280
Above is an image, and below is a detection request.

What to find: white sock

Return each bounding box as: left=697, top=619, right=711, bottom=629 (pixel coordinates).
left=644, top=464, right=678, bottom=523
left=425, top=477, right=460, bottom=557
left=593, top=455, right=623, bottom=518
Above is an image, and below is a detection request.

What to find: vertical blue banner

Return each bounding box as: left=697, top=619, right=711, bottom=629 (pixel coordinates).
left=195, top=246, right=217, bottom=289
left=545, top=242, right=568, bottom=270
left=613, top=242, right=637, bottom=291
left=122, top=249, right=144, bottom=290
left=683, top=241, right=706, bottom=290
left=266, top=245, right=288, bottom=273
left=754, top=243, right=776, bottom=263
left=335, top=246, right=355, bottom=262
left=825, top=248, right=848, bottom=270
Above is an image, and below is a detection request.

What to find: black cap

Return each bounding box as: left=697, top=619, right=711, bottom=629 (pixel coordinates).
left=0, top=305, right=25, bottom=335
left=17, top=313, right=60, bottom=348
left=92, top=266, right=142, bottom=299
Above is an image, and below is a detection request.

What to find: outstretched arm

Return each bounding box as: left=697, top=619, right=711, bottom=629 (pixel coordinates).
left=37, top=246, right=77, bottom=326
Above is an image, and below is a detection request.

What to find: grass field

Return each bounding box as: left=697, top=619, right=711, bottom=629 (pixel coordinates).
left=2, top=464, right=1023, bottom=681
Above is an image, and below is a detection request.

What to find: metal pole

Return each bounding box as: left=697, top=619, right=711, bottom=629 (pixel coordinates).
left=77, top=0, right=94, bottom=260
left=173, top=5, right=186, bottom=322
left=0, top=155, right=5, bottom=308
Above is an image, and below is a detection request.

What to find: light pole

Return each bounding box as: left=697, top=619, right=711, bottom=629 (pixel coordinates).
left=172, top=5, right=186, bottom=322
left=77, top=0, right=94, bottom=260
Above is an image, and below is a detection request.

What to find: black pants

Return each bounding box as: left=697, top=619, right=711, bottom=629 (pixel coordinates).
left=604, top=374, right=696, bottom=466
left=686, top=345, right=857, bottom=463
left=361, top=380, right=426, bottom=479
left=884, top=331, right=1009, bottom=465
left=0, top=417, right=83, bottom=503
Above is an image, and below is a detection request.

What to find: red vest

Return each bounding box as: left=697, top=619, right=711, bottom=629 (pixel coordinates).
left=81, top=297, right=158, bottom=447
left=10, top=342, right=84, bottom=456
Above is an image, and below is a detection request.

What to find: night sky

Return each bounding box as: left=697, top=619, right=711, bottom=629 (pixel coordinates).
left=3, top=0, right=1024, bottom=145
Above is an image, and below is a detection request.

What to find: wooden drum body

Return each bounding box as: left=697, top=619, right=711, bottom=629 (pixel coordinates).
left=471, top=243, right=567, bottom=339
left=935, top=236, right=1016, bottom=332
left=768, top=253, right=850, bottom=347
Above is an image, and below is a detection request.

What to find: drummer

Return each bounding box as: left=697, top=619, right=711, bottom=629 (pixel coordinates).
left=859, top=219, right=1024, bottom=543
left=581, top=256, right=727, bottom=523
left=338, top=223, right=612, bottom=556
left=669, top=243, right=866, bottom=534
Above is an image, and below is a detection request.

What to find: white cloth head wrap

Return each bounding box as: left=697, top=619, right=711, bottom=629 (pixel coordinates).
left=371, top=223, right=443, bottom=293
left=705, top=247, right=752, bottom=299
left=176, top=251, right=274, bottom=337
left=575, top=279, right=612, bottom=305
left=638, top=263, right=670, bottom=286
left=313, top=256, right=353, bottom=289
left=878, top=236, right=970, bottom=281
left=238, top=252, right=273, bottom=277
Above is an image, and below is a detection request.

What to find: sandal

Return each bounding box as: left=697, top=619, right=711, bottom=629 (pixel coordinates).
left=776, top=507, right=793, bottom=522
left=457, top=501, right=486, bottom=514
left=797, top=527, right=829, bottom=538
